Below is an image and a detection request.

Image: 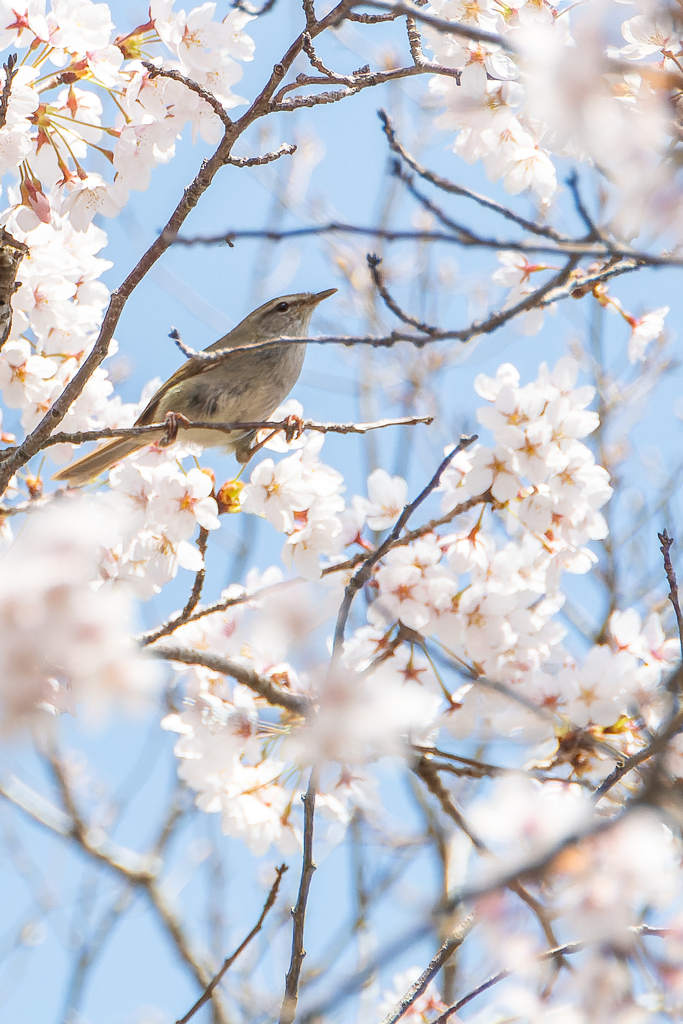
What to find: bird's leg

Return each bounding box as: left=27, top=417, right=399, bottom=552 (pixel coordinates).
left=160, top=410, right=192, bottom=447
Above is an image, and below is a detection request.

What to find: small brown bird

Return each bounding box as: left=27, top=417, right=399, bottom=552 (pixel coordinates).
left=53, top=288, right=337, bottom=486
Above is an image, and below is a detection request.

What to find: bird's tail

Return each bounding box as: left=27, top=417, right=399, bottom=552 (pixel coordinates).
left=52, top=435, right=154, bottom=486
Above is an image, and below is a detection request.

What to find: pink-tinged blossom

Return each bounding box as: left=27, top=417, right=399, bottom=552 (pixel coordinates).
left=626, top=306, right=668, bottom=363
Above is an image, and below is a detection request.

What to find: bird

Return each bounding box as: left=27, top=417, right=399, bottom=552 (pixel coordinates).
left=52, top=288, right=337, bottom=486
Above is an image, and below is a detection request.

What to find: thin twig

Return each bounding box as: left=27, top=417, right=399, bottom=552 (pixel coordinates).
left=658, top=529, right=683, bottom=663
left=432, top=940, right=586, bottom=1024
left=279, top=767, right=319, bottom=1024
left=351, top=0, right=517, bottom=50
left=179, top=527, right=209, bottom=624
left=177, top=864, right=289, bottom=1024
left=139, top=578, right=302, bottom=646
left=0, top=53, right=18, bottom=131
left=173, top=220, right=683, bottom=266
left=225, top=142, right=297, bottom=167
left=331, top=435, right=476, bottom=656
left=566, top=170, right=603, bottom=242
left=146, top=644, right=313, bottom=715
left=367, top=254, right=439, bottom=334
left=22, top=414, right=432, bottom=461
left=379, top=914, right=475, bottom=1024
left=141, top=61, right=233, bottom=128
left=378, top=110, right=568, bottom=241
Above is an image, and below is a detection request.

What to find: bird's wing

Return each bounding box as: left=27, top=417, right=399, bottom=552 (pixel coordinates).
left=135, top=357, right=222, bottom=426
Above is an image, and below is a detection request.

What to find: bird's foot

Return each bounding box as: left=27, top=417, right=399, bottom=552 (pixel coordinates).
left=160, top=410, right=191, bottom=447
left=282, top=413, right=305, bottom=443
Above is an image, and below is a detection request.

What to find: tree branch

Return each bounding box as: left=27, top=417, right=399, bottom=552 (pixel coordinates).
left=379, top=913, right=475, bottom=1024
left=331, top=435, right=476, bottom=656
left=279, top=767, right=319, bottom=1024
left=177, top=863, right=288, bottom=1024
left=147, top=644, right=313, bottom=715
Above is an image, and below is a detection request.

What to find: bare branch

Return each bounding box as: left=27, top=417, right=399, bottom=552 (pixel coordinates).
left=332, top=435, right=477, bottom=656
left=0, top=227, right=28, bottom=351
left=141, top=61, right=233, bottom=128
left=0, top=53, right=18, bottom=131
left=350, top=0, right=517, bottom=50
left=139, top=578, right=303, bottom=646
left=406, top=14, right=428, bottom=66
left=433, top=940, right=587, bottom=1024
left=279, top=767, right=319, bottom=1024
left=179, top=527, right=210, bottom=624
left=566, top=169, right=603, bottom=241
left=658, top=529, right=683, bottom=665
left=177, top=863, right=289, bottom=1024
left=367, top=253, right=440, bottom=334
left=379, top=913, right=475, bottom=1024
left=225, top=142, right=297, bottom=167
left=174, top=219, right=683, bottom=266
left=379, top=111, right=569, bottom=242
left=147, top=644, right=314, bottom=715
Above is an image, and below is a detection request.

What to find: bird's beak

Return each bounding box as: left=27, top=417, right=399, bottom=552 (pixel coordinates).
left=310, top=287, right=337, bottom=305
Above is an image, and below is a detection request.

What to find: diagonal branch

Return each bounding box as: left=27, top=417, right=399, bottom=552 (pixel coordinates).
left=177, top=863, right=289, bottom=1024
left=331, top=435, right=476, bottom=656
left=379, top=111, right=569, bottom=242
left=147, top=644, right=314, bottom=715
left=367, top=253, right=439, bottom=335
left=379, top=913, right=475, bottom=1024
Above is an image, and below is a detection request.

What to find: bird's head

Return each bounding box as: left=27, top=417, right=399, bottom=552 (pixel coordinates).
left=238, top=288, right=337, bottom=343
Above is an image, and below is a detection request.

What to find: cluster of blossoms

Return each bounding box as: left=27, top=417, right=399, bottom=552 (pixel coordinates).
left=97, top=445, right=220, bottom=597
left=424, top=0, right=678, bottom=229
left=0, top=500, right=157, bottom=729
left=0, top=0, right=254, bottom=232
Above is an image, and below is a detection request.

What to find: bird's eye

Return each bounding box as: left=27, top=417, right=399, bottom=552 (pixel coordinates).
left=275, top=301, right=289, bottom=313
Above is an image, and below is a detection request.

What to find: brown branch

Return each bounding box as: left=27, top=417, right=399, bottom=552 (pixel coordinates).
left=367, top=253, right=440, bottom=334
left=139, top=578, right=302, bottom=646
left=141, top=62, right=233, bottom=128
left=331, top=435, right=476, bottom=656
left=177, top=863, right=288, bottom=1024
left=43, top=751, right=230, bottom=1022
left=18, top=414, right=432, bottom=463
left=406, top=14, right=427, bottom=66
left=658, top=529, right=683, bottom=664
left=179, top=527, right=209, bottom=623
left=350, top=0, right=517, bottom=50
left=270, top=61, right=460, bottom=110
left=0, top=0, right=376, bottom=499
left=173, top=220, right=683, bottom=266
left=379, top=913, right=475, bottom=1024
left=0, top=53, right=18, bottom=131
left=378, top=111, right=569, bottom=243
left=432, top=940, right=586, bottom=1024
left=146, top=644, right=313, bottom=715
left=0, top=227, right=28, bottom=351
left=321, top=492, right=494, bottom=578
left=225, top=142, right=297, bottom=167
left=279, top=767, right=319, bottom=1024
left=414, top=755, right=563, bottom=953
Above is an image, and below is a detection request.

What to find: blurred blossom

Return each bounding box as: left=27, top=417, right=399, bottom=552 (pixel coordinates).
left=0, top=500, right=159, bottom=729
